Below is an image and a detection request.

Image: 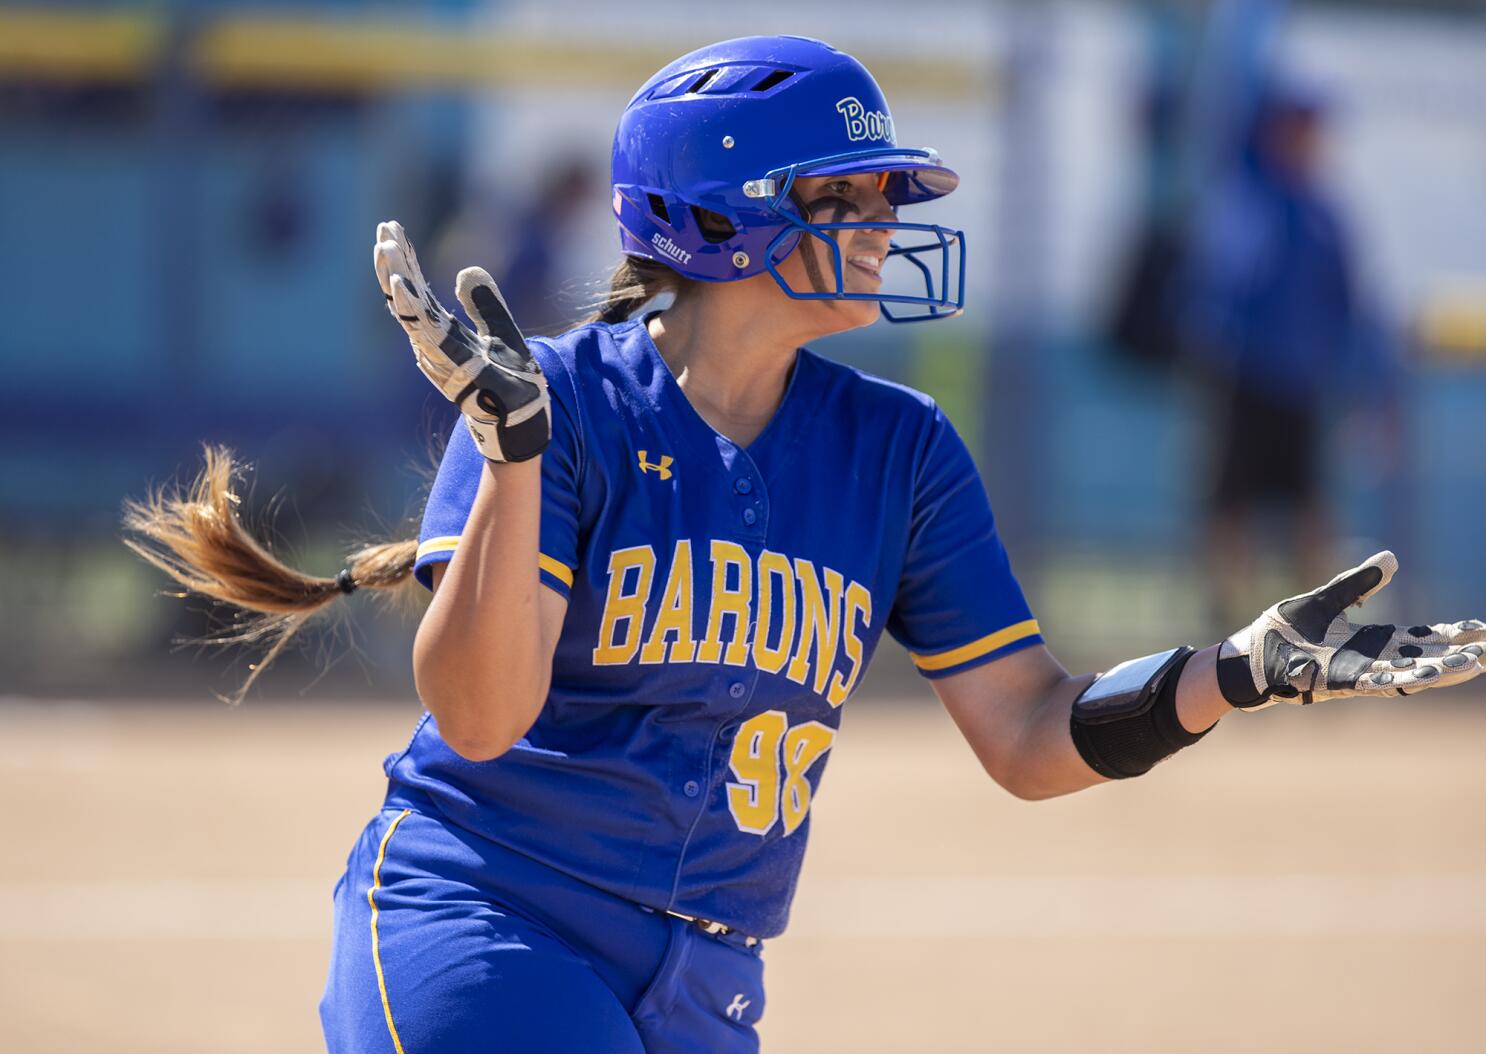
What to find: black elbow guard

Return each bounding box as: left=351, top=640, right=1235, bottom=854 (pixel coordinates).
left=1069, top=646, right=1209, bottom=779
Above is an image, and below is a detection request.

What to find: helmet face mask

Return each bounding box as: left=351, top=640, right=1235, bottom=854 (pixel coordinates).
left=755, top=155, right=966, bottom=323
left=610, top=35, right=966, bottom=323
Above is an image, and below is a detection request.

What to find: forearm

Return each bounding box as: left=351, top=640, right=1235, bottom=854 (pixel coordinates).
left=1173, top=643, right=1230, bottom=734
left=1010, top=644, right=1229, bottom=800
left=413, top=458, right=548, bottom=760
left=948, top=553, right=1485, bottom=799
left=1000, top=670, right=1100, bottom=800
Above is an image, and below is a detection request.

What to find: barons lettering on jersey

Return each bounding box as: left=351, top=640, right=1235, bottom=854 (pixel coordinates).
left=407, top=320, right=1043, bottom=936
left=592, top=540, right=872, bottom=708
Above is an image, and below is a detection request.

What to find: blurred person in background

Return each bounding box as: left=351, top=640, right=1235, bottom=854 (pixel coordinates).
left=1105, top=2, right=1191, bottom=375
left=1177, top=82, right=1397, bottom=630
left=433, top=158, right=597, bottom=335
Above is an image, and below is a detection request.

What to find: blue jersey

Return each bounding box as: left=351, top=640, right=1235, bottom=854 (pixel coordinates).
left=387, top=318, right=1040, bottom=938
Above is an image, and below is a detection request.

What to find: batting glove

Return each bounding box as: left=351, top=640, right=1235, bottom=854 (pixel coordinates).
left=373, top=220, right=550, bottom=463
left=1217, top=551, right=1486, bottom=709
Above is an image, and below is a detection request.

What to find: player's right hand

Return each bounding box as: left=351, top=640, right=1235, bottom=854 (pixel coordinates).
left=374, top=220, right=550, bottom=463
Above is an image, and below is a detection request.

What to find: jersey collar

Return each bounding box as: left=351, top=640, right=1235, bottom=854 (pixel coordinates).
left=625, top=316, right=815, bottom=467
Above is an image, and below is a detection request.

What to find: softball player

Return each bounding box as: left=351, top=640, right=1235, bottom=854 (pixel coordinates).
left=124, top=35, right=1485, bottom=1054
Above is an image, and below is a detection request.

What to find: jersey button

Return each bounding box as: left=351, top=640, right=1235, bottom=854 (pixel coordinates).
left=729, top=681, right=747, bottom=699
left=734, top=478, right=753, bottom=495
left=742, top=508, right=757, bottom=526
left=683, top=780, right=701, bottom=798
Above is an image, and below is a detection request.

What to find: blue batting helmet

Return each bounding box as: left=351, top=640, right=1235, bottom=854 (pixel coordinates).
left=611, top=35, right=965, bottom=322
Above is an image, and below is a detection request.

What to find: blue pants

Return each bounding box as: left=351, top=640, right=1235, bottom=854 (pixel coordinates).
left=319, top=805, right=765, bottom=1053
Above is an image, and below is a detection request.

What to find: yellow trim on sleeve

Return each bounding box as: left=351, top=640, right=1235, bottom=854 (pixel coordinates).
left=416, top=536, right=573, bottom=588
left=538, top=554, right=575, bottom=588
left=415, top=535, right=461, bottom=562
left=910, top=619, right=1042, bottom=672
left=367, top=809, right=412, bottom=1054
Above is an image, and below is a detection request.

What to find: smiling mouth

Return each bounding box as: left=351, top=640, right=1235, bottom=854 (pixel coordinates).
left=846, top=253, right=882, bottom=281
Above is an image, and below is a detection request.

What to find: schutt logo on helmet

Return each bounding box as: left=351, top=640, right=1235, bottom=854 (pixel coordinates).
left=651, top=232, right=693, bottom=266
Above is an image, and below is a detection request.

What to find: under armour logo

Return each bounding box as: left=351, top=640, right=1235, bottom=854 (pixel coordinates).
left=726, top=993, right=751, bottom=1021
left=638, top=450, right=673, bottom=480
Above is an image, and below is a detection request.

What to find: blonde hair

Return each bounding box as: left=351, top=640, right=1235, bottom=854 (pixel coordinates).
left=124, top=256, right=682, bottom=702
left=122, top=445, right=421, bottom=703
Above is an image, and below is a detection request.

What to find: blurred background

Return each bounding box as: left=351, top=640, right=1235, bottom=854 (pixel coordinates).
left=1, top=1, right=1484, bottom=1051
left=4, top=0, right=1486, bottom=696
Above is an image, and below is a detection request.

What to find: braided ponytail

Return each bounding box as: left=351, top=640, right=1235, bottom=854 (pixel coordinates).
left=127, top=258, right=689, bottom=702
left=122, top=445, right=421, bottom=703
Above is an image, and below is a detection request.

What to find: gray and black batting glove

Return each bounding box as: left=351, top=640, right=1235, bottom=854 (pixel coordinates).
left=1217, top=551, right=1486, bottom=709
left=373, top=220, right=550, bottom=463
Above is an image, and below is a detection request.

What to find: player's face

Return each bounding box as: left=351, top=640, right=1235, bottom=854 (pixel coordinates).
left=775, top=172, right=896, bottom=330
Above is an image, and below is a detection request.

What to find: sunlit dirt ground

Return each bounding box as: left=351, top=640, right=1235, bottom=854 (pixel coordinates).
left=3, top=693, right=1483, bottom=1053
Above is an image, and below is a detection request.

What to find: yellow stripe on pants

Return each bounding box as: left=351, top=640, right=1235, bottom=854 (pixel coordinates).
left=367, top=809, right=412, bottom=1054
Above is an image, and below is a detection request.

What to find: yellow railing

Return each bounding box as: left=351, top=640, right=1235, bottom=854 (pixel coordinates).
left=0, top=8, right=986, bottom=100
left=1417, top=288, right=1486, bottom=361
left=0, top=8, right=161, bottom=84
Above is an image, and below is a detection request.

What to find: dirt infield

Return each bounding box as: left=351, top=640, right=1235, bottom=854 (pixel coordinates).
left=2, top=694, right=1483, bottom=1052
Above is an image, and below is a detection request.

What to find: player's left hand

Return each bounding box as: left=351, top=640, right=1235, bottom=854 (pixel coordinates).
left=1217, top=550, right=1486, bottom=709
left=373, top=220, right=550, bottom=463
